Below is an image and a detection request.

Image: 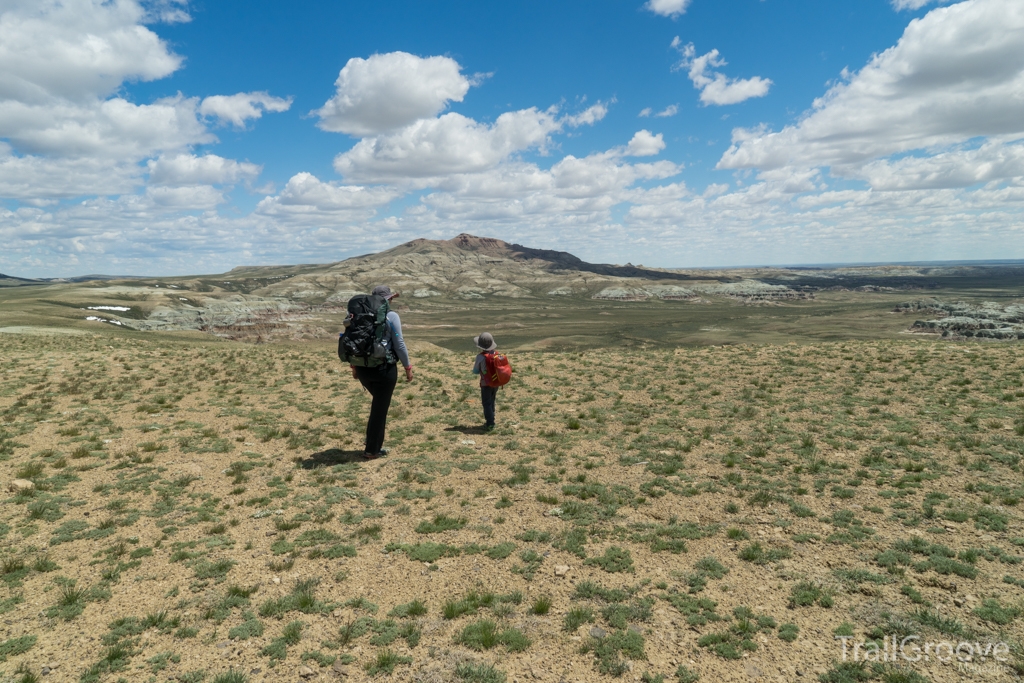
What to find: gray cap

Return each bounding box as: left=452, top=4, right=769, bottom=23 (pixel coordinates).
left=474, top=332, right=497, bottom=351
left=371, top=285, right=398, bottom=300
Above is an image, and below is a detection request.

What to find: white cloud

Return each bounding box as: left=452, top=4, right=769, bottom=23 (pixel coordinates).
left=0, top=0, right=287, bottom=204
left=313, top=52, right=474, bottom=136
left=673, top=39, right=773, bottom=106
left=255, top=172, right=400, bottom=218
left=625, top=130, right=666, bottom=156
left=0, top=144, right=139, bottom=198
left=333, top=107, right=568, bottom=183
left=645, top=0, right=692, bottom=18
left=145, top=184, right=225, bottom=209
left=638, top=107, right=652, bottom=118
left=0, top=94, right=212, bottom=159
left=718, top=0, right=1024, bottom=187
left=143, top=0, right=192, bottom=24
left=854, top=142, right=1024, bottom=191
left=418, top=153, right=680, bottom=224
left=0, top=0, right=183, bottom=103
left=655, top=104, right=678, bottom=117
left=147, top=154, right=261, bottom=186
left=563, top=102, right=610, bottom=128
left=891, top=0, right=947, bottom=10
left=199, top=92, right=292, bottom=128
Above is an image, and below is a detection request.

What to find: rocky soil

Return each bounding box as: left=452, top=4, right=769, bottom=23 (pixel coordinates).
left=0, top=334, right=1022, bottom=683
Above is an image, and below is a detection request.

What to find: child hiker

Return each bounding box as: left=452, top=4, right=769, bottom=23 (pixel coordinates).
left=472, top=332, right=500, bottom=430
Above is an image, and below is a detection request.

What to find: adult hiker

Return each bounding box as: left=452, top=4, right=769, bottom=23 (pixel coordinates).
left=343, top=285, right=413, bottom=458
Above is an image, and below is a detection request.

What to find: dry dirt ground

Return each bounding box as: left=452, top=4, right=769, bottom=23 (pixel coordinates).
left=0, top=333, right=1022, bottom=683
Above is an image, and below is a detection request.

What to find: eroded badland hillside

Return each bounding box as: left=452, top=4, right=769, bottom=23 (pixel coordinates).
left=4, top=235, right=1023, bottom=346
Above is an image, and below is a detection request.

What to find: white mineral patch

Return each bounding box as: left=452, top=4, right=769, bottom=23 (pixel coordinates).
left=86, top=306, right=131, bottom=312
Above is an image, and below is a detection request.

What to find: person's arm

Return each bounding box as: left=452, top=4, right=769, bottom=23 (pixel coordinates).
left=386, top=311, right=413, bottom=381
left=472, top=354, right=483, bottom=375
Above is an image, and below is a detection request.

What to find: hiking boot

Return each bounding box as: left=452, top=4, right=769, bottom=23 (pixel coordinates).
left=363, top=448, right=389, bottom=459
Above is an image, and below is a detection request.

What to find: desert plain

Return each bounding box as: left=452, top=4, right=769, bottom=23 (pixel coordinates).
left=0, top=238, right=1022, bottom=683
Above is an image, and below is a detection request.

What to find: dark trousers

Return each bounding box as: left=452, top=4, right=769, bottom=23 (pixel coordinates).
left=355, top=363, right=397, bottom=453
left=481, top=385, right=497, bottom=427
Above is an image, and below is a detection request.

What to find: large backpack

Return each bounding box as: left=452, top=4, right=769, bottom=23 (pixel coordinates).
left=338, top=294, right=393, bottom=367
left=484, top=351, right=513, bottom=387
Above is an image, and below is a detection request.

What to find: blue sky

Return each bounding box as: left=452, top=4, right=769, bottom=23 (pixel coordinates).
left=2, top=0, right=1023, bottom=276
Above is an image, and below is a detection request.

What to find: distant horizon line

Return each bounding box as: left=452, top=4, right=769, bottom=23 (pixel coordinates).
left=5, top=257, right=1024, bottom=282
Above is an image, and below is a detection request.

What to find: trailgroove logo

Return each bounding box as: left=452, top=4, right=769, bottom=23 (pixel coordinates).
left=837, top=636, right=1010, bottom=664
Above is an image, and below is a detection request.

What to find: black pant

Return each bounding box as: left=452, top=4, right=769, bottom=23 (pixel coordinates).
left=355, top=363, right=397, bottom=453
left=481, top=385, right=497, bottom=427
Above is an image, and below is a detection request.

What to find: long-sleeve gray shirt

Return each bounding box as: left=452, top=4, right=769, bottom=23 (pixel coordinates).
left=385, top=311, right=411, bottom=368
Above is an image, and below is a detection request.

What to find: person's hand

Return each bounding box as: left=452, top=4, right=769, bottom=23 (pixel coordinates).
left=351, top=366, right=358, bottom=379
left=405, top=365, right=414, bottom=383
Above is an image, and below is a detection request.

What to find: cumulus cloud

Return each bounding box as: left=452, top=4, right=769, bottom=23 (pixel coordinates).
left=717, top=0, right=1024, bottom=188
left=313, top=52, right=475, bottom=136
left=854, top=142, right=1024, bottom=191
left=143, top=0, right=192, bottom=24
left=563, top=102, right=610, bottom=128
left=333, top=103, right=610, bottom=183
left=891, top=0, right=947, bottom=10
left=0, top=94, right=212, bottom=159
left=625, top=130, right=666, bottom=156
left=673, top=38, right=773, bottom=106
left=645, top=0, right=692, bottom=18
left=655, top=104, right=678, bottom=117
left=147, top=154, right=261, bottom=186
left=0, top=0, right=183, bottom=103
left=417, top=152, right=680, bottom=225
left=256, top=172, right=400, bottom=218
left=199, top=92, right=292, bottom=128
left=145, top=184, right=225, bottom=209
left=0, top=144, right=139, bottom=199
left=0, top=0, right=286, bottom=203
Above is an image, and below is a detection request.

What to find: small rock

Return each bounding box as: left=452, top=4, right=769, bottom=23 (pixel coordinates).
left=298, top=665, right=316, bottom=678
left=266, top=531, right=277, bottom=537
left=250, top=669, right=261, bottom=675
left=332, top=659, right=349, bottom=676
left=217, top=641, right=229, bottom=649
left=954, top=597, right=965, bottom=607
left=8, top=479, right=34, bottom=493
left=46, top=663, right=59, bottom=671
left=273, top=577, right=281, bottom=585
left=41, top=667, right=50, bottom=676
left=589, top=626, right=607, bottom=639
left=554, top=565, right=570, bottom=577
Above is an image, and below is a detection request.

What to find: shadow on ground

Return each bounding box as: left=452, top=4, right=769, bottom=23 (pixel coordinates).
left=444, top=424, right=490, bottom=436
left=298, top=448, right=367, bottom=469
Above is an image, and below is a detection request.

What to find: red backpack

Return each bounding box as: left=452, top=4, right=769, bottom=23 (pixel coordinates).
left=484, top=351, right=513, bottom=387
